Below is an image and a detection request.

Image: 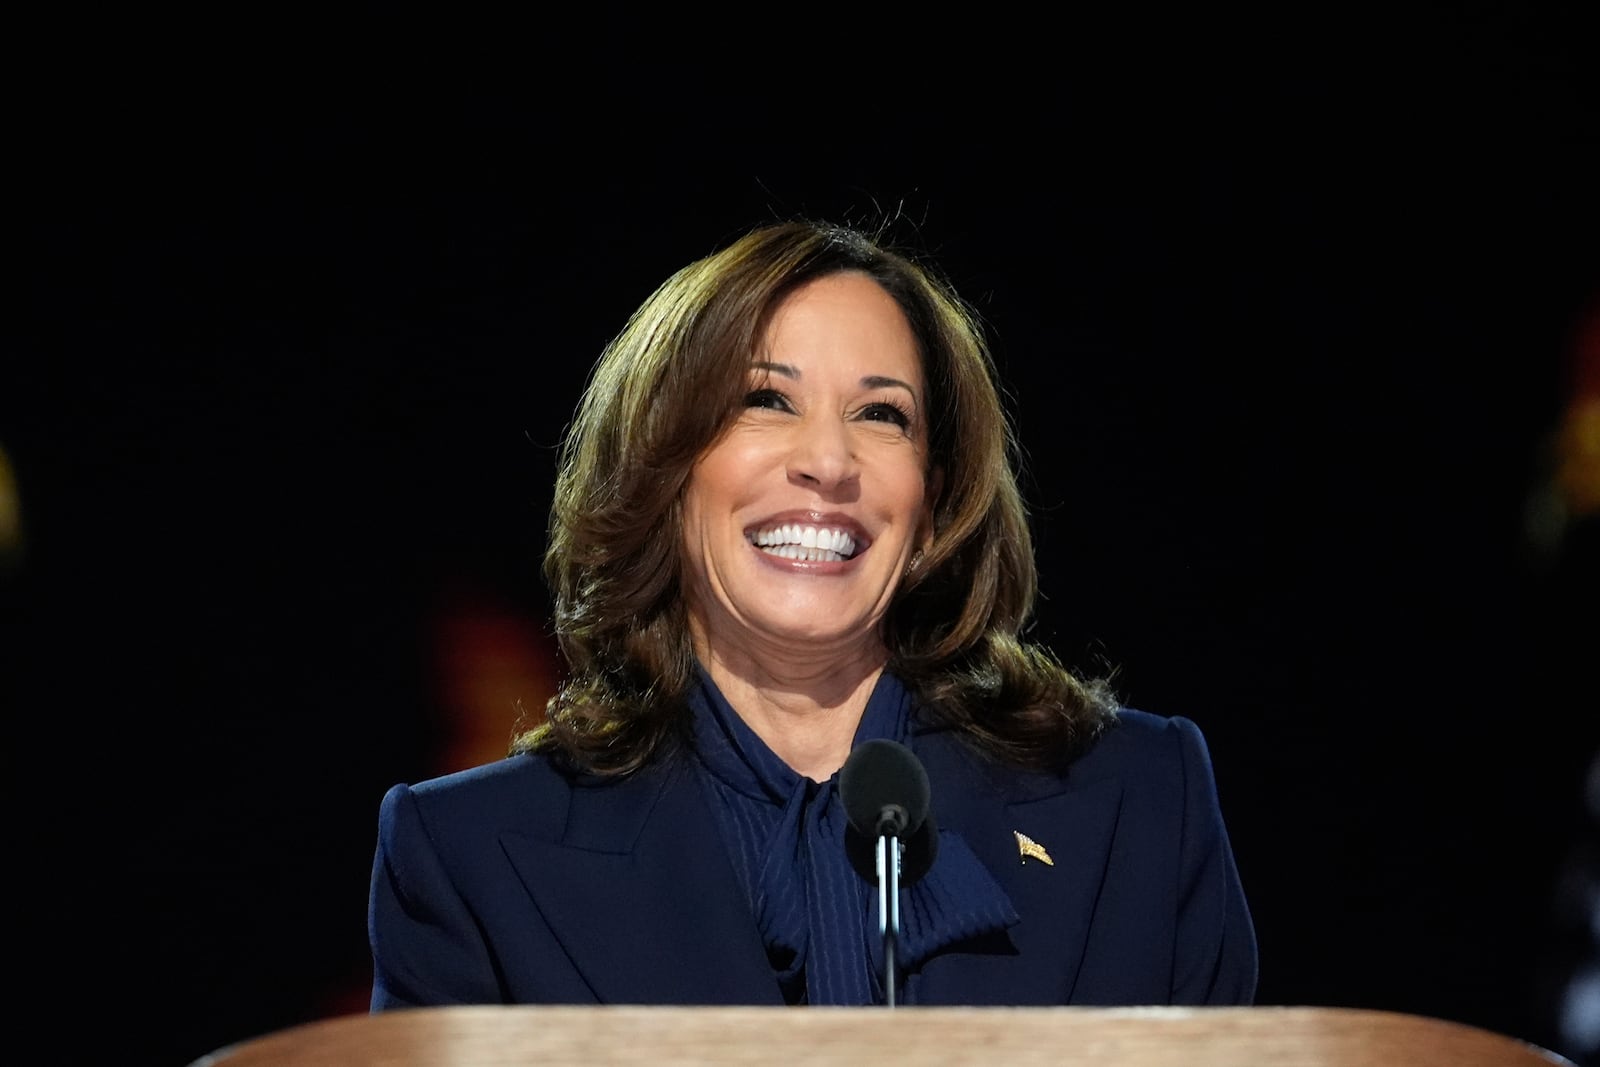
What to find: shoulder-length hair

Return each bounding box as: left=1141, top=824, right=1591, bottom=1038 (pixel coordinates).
left=513, top=219, right=1114, bottom=774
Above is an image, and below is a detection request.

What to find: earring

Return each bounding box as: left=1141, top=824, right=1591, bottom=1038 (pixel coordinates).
left=906, top=548, right=925, bottom=575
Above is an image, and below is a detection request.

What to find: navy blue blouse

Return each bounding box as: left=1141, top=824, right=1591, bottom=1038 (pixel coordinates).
left=687, top=667, right=1018, bottom=1005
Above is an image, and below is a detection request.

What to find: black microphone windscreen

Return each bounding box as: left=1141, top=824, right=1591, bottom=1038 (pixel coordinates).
left=839, top=739, right=931, bottom=838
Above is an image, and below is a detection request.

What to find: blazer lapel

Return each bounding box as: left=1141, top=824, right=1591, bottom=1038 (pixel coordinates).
left=501, top=756, right=781, bottom=1004
left=912, top=729, right=1123, bottom=1004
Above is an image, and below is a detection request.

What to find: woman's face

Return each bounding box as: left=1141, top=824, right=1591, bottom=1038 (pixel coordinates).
left=681, top=271, right=935, bottom=669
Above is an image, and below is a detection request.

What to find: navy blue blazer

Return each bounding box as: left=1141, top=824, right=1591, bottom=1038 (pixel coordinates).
left=368, top=709, right=1257, bottom=1008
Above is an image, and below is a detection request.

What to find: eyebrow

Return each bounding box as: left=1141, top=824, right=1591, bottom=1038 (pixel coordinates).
left=751, top=361, right=919, bottom=399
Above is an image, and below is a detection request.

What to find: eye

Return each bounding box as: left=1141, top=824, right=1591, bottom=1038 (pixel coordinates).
left=860, top=400, right=913, bottom=430
left=743, top=388, right=793, bottom=412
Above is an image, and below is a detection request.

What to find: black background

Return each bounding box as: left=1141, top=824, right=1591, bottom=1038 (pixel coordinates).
left=9, top=9, right=1600, bottom=1065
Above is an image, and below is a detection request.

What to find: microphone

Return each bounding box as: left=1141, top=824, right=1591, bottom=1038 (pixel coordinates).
left=839, top=739, right=939, bottom=1008
left=841, top=739, right=930, bottom=838
left=841, top=739, right=939, bottom=886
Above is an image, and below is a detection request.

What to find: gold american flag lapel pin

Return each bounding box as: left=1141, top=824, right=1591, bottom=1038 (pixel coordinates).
left=1014, top=830, right=1054, bottom=866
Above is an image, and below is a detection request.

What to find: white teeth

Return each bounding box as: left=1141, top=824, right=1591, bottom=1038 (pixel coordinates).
left=764, top=544, right=844, bottom=562
left=748, top=523, right=859, bottom=560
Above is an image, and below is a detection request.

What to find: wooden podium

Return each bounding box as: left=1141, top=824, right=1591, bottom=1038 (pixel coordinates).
left=189, top=1005, right=1575, bottom=1066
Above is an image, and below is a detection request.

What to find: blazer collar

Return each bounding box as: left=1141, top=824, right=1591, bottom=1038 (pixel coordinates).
left=500, top=754, right=782, bottom=1005
left=909, top=727, right=1123, bottom=1004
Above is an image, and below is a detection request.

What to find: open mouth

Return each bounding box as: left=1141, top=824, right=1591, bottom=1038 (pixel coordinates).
left=748, top=523, right=861, bottom=563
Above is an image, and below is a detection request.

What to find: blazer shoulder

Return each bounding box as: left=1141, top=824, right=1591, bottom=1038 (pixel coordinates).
left=380, top=751, right=578, bottom=844
left=1069, top=707, right=1216, bottom=785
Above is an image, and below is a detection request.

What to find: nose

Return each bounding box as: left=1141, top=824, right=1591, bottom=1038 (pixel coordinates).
left=786, top=414, right=860, bottom=493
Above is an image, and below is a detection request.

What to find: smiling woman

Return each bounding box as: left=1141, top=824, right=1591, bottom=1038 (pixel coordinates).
left=680, top=274, right=937, bottom=781
left=366, top=219, right=1258, bottom=1010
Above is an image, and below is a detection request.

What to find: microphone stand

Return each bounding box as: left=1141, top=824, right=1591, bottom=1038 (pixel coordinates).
left=840, top=741, right=934, bottom=1011
left=875, top=810, right=906, bottom=1008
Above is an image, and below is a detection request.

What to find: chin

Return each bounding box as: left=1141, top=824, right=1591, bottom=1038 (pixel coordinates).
left=747, top=609, right=882, bottom=651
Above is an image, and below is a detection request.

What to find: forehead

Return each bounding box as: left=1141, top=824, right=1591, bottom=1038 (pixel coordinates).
left=756, top=273, right=924, bottom=382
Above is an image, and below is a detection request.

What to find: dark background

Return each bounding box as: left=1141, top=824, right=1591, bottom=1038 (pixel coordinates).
left=9, top=10, right=1599, bottom=1065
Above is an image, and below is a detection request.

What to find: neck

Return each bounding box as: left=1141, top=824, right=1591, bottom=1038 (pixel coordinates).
left=698, top=649, right=886, bottom=782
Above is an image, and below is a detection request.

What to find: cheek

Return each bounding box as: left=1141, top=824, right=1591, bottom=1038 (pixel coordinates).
left=883, top=457, right=933, bottom=516
left=687, top=436, right=764, bottom=506
left=679, top=453, right=750, bottom=571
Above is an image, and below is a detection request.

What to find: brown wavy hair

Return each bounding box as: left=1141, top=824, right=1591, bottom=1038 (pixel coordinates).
left=512, top=219, right=1115, bottom=774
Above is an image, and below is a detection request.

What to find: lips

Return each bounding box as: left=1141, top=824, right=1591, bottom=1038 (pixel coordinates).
left=747, top=521, right=863, bottom=563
